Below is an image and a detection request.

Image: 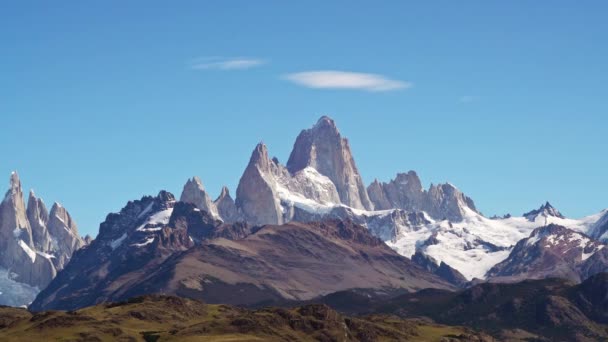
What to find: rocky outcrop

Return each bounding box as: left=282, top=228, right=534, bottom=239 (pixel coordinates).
left=235, top=143, right=284, bottom=226
left=368, top=172, right=478, bottom=222
left=426, top=183, right=478, bottom=221
left=0, top=172, right=36, bottom=270
left=411, top=251, right=468, bottom=288
left=286, top=116, right=373, bottom=210
left=180, top=176, right=220, bottom=219
left=523, top=202, right=565, bottom=221
left=213, top=186, right=239, bottom=223
left=368, top=171, right=425, bottom=211
left=46, top=203, right=85, bottom=270
left=26, top=191, right=52, bottom=252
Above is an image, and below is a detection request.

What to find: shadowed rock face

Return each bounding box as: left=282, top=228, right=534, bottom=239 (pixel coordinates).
left=411, top=251, right=468, bottom=288
left=286, top=116, right=373, bottom=210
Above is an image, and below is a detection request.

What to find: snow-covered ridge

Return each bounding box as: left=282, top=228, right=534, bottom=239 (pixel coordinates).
left=136, top=208, right=173, bottom=232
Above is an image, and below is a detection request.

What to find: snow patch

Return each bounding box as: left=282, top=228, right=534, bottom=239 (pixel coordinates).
left=136, top=208, right=173, bottom=232
left=131, top=237, right=155, bottom=247
left=110, top=233, right=127, bottom=250
left=17, top=240, right=36, bottom=263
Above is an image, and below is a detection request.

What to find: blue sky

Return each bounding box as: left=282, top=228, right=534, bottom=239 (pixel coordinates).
left=1, top=2, right=607, bottom=236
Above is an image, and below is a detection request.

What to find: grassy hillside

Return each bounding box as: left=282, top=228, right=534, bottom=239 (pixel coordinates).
left=0, top=295, right=492, bottom=341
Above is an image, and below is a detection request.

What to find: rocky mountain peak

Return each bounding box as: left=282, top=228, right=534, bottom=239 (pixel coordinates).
left=368, top=172, right=476, bottom=221
left=236, top=143, right=283, bottom=225
left=218, top=186, right=230, bottom=199
left=486, top=224, right=605, bottom=282
left=180, top=176, right=219, bottom=219
left=157, top=190, right=176, bottom=207
left=249, top=142, right=272, bottom=169
left=312, top=115, right=340, bottom=134
left=1, top=171, right=33, bottom=246
left=286, top=116, right=373, bottom=210
left=26, top=189, right=51, bottom=252
left=214, top=186, right=239, bottom=223
left=524, top=201, right=565, bottom=221
left=9, top=171, right=21, bottom=191
left=47, top=200, right=84, bottom=269
left=426, top=182, right=478, bottom=221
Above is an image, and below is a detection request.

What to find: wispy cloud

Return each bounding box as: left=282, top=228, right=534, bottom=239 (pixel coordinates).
left=283, top=70, right=411, bottom=92
left=190, top=57, right=265, bottom=70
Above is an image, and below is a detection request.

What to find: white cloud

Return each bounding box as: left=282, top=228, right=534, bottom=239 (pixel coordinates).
left=190, top=57, right=265, bottom=70
left=283, top=70, right=411, bottom=92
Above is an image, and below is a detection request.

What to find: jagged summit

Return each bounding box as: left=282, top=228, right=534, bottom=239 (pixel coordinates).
left=286, top=116, right=372, bottom=210
left=179, top=176, right=219, bottom=219
left=9, top=170, right=19, bottom=187
left=217, top=185, right=230, bottom=200
left=312, top=115, right=339, bottom=132
left=214, top=185, right=239, bottom=222
left=235, top=142, right=283, bottom=225
left=524, top=201, right=565, bottom=221
left=0, top=172, right=84, bottom=306
left=367, top=171, right=478, bottom=222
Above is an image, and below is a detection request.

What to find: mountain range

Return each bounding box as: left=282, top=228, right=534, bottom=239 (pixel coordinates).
left=0, top=172, right=86, bottom=306
left=2, top=116, right=608, bottom=319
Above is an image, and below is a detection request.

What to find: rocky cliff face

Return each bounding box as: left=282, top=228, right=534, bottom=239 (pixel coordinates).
left=235, top=143, right=284, bottom=226
left=286, top=116, right=373, bottom=210
left=180, top=176, right=220, bottom=220
left=0, top=172, right=85, bottom=306
left=46, top=203, right=85, bottom=270
left=368, top=171, right=425, bottom=211
left=26, top=191, right=51, bottom=252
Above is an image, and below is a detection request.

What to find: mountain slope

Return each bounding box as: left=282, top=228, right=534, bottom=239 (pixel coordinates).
left=486, top=224, right=606, bottom=283
left=31, top=191, right=452, bottom=311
